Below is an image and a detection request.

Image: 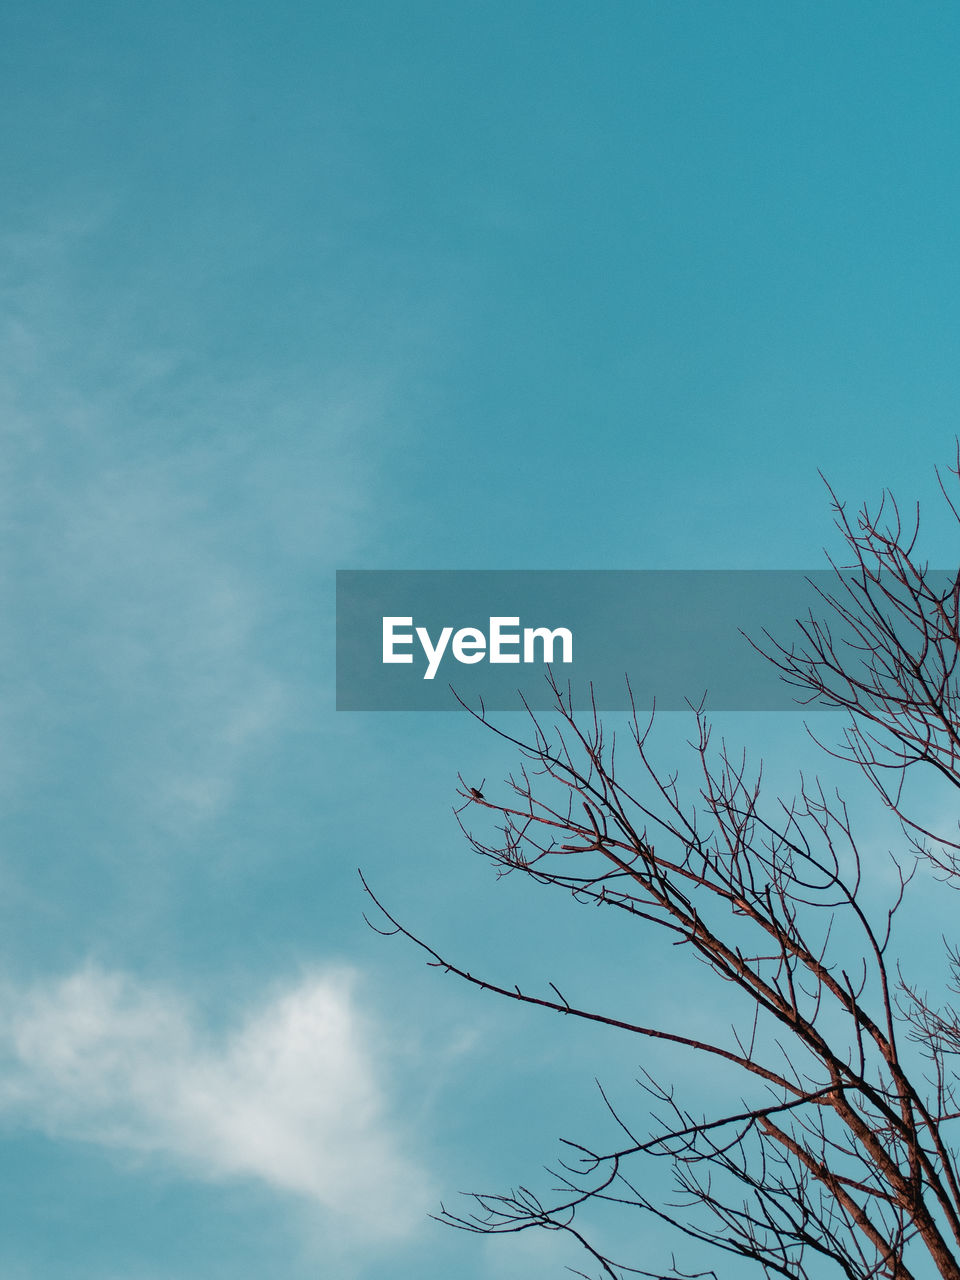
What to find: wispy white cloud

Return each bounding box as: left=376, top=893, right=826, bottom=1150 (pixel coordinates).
left=0, top=211, right=388, bottom=830
left=0, top=965, right=433, bottom=1240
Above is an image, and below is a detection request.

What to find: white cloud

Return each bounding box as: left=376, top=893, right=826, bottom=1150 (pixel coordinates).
left=0, top=965, right=433, bottom=1240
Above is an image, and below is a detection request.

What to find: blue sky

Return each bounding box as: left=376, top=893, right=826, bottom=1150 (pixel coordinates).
left=3, top=3, right=960, bottom=1277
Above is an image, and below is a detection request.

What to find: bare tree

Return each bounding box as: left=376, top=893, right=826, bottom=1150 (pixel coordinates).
left=363, top=451, right=960, bottom=1280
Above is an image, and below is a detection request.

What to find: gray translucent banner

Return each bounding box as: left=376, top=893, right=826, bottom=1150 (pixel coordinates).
left=335, top=569, right=952, bottom=711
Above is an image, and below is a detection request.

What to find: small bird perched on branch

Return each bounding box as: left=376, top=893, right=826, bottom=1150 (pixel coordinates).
left=469, top=780, right=485, bottom=800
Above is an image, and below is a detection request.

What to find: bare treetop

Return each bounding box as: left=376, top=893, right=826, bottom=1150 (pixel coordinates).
left=364, top=450, right=960, bottom=1280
